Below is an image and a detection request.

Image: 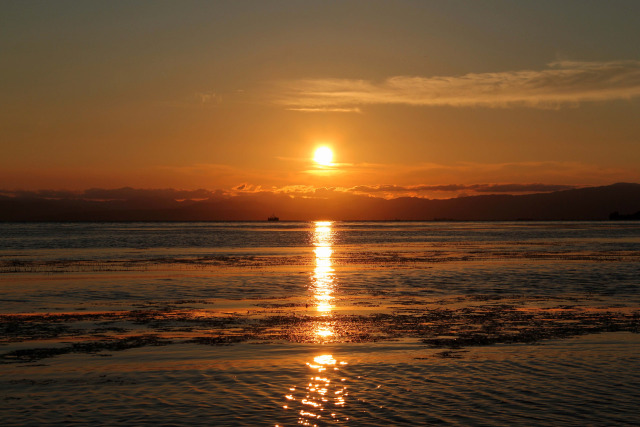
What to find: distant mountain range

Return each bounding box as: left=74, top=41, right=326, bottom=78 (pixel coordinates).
left=1, top=183, right=639, bottom=221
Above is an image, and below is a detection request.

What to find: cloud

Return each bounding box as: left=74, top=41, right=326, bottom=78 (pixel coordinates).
left=275, top=60, right=640, bottom=109
left=0, top=182, right=616, bottom=209
left=223, top=181, right=578, bottom=199
left=233, top=183, right=264, bottom=192
left=345, top=183, right=575, bottom=196
left=1, top=187, right=226, bottom=201
left=286, top=107, right=362, bottom=113
left=471, top=183, right=575, bottom=193
left=347, top=184, right=464, bottom=193
left=9, top=189, right=79, bottom=199
left=82, top=187, right=220, bottom=201
left=196, top=91, right=220, bottom=105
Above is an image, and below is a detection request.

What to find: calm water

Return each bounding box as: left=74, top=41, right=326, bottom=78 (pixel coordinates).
left=1, top=222, right=639, bottom=425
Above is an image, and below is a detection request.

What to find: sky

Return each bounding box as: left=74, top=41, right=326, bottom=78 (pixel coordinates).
left=2, top=0, right=639, bottom=200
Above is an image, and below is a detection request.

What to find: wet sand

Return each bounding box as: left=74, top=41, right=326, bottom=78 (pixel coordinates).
left=1, top=292, right=638, bottom=364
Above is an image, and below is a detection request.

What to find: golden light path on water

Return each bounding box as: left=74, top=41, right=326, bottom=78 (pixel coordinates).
left=312, top=221, right=335, bottom=320
left=282, top=351, right=350, bottom=426
left=279, top=222, right=351, bottom=426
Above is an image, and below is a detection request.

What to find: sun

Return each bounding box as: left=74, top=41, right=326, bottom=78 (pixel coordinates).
left=313, top=146, right=333, bottom=166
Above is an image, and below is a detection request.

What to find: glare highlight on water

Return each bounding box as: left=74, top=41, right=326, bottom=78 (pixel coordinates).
left=281, top=354, right=350, bottom=426
left=312, top=221, right=335, bottom=317
left=281, top=222, right=353, bottom=425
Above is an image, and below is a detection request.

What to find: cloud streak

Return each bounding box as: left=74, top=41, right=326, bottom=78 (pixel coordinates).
left=276, top=60, right=640, bottom=109
left=346, top=183, right=576, bottom=195
left=286, top=107, right=362, bottom=113
left=1, top=188, right=227, bottom=201
left=223, top=182, right=577, bottom=199
left=0, top=183, right=576, bottom=202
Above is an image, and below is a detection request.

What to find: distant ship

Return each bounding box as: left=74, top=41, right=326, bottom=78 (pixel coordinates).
left=267, top=215, right=279, bottom=221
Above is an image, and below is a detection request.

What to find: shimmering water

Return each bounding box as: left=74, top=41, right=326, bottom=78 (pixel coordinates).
left=1, top=222, right=639, bottom=425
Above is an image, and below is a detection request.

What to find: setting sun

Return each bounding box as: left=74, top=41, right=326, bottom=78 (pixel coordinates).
left=313, top=146, right=333, bottom=166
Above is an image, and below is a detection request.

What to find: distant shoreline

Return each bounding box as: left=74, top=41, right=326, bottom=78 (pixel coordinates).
left=2, top=183, right=639, bottom=222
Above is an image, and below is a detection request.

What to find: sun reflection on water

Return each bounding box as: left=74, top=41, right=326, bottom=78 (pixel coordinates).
left=279, top=222, right=352, bottom=426
left=312, top=221, right=335, bottom=318
left=280, top=353, right=350, bottom=426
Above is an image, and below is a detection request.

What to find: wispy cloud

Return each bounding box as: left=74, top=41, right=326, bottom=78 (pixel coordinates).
left=0, top=182, right=620, bottom=204
left=275, top=60, right=640, bottom=109
left=346, top=183, right=575, bottom=195
left=220, top=181, right=578, bottom=199
left=286, top=107, right=362, bottom=113
left=1, top=187, right=226, bottom=201
left=196, top=91, right=220, bottom=105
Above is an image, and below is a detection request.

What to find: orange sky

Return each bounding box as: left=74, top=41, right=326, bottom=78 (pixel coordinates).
left=2, top=1, right=639, bottom=199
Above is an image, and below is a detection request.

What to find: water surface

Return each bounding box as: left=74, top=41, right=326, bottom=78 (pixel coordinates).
left=1, top=221, right=639, bottom=425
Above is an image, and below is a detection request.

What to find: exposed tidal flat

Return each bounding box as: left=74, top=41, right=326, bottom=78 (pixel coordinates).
left=1, top=222, right=639, bottom=425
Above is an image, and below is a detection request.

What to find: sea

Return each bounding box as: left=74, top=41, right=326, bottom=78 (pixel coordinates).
left=1, top=221, right=639, bottom=426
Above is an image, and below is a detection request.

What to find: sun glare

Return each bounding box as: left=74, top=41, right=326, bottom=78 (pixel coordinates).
left=313, top=147, right=333, bottom=166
